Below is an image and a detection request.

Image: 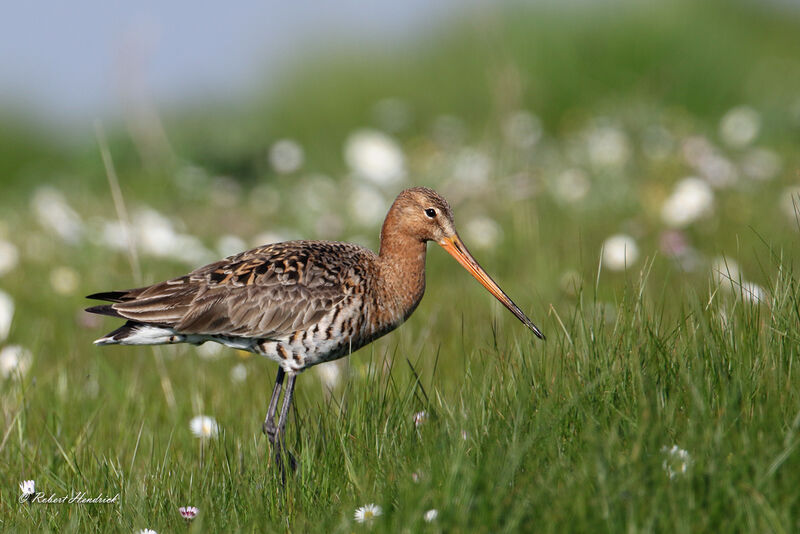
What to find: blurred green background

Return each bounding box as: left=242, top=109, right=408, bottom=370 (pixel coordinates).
left=2, top=0, right=800, bottom=531
left=2, top=0, right=798, bottom=321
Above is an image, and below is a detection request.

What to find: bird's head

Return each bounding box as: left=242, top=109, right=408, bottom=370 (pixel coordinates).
left=384, top=187, right=544, bottom=339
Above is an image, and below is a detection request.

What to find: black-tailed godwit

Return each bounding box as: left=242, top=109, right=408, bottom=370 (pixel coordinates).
left=87, top=187, right=543, bottom=472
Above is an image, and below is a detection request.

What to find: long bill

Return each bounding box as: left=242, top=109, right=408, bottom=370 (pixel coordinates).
left=439, top=234, right=545, bottom=340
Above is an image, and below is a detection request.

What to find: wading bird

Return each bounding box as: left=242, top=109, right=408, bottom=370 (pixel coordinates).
left=87, top=187, right=543, bottom=473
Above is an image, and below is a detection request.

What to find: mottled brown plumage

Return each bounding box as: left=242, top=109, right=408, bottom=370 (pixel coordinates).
left=89, top=241, right=382, bottom=369
left=87, top=186, right=543, bottom=475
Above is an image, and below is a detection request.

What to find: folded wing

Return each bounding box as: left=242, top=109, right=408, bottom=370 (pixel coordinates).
left=86, top=241, right=371, bottom=340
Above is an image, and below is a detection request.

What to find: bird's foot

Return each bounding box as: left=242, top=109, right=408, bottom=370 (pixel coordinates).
left=262, top=422, right=298, bottom=480
left=271, top=441, right=299, bottom=485
left=274, top=447, right=298, bottom=472
left=262, top=420, right=279, bottom=444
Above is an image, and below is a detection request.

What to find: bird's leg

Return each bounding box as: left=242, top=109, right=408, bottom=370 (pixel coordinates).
left=273, top=373, right=298, bottom=475
left=276, top=373, right=296, bottom=439
left=262, top=367, right=285, bottom=443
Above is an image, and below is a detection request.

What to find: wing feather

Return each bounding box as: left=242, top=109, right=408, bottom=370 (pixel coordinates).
left=88, top=240, right=374, bottom=339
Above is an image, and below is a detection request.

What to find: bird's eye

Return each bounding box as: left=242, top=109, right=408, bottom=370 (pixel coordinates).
left=425, top=208, right=436, bottom=218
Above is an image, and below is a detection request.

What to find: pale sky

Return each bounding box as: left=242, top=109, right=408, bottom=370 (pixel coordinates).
left=0, top=1, right=472, bottom=123
left=2, top=1, right=792, bottom=126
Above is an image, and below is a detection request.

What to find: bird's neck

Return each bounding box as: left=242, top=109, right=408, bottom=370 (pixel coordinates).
left=377, top=220, right=428, bottom=322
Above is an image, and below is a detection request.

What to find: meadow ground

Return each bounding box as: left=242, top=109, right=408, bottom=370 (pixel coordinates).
left=2, top=2, right=800, bottom=532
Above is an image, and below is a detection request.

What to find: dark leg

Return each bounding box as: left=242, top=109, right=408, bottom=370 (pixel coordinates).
left=262, top=367, right=285, bottom=442
left=273, top=373, right=298, bottom=477
left=276, top=373, right=296, bottom=438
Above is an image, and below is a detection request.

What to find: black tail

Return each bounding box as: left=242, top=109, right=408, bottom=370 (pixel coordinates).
left=86, top=290, right=134, bottom=317
left=86, top=290, right=131, bottom=303
left=85, top=304, right=123, bottom=318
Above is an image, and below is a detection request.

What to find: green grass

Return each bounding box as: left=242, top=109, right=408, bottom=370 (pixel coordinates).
left=3, top=259, right=800, bottom=532
left=2, top=1, right=800, bottom=532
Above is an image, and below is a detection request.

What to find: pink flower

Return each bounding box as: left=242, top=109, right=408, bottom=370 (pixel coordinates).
left=179, top=506, right=198, bottom=522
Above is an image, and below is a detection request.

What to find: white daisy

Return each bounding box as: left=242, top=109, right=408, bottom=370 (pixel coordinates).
left=711, top=256, right=741, bottom=288
left=230, top=363, right=248, bottom=383
left=315, top=361, right=341, bottom=390
left=348, top=184, right=388, bottom=228
left=696, top=152, right=738, bottom=188
left=196, top=342, right=224, bottom=360
left=661, top=177, right=714, bottom=228
left=740, top=281, right=766, bottom=305
left=423, top=509, right=438, bottom=522
left=354, top=503, right=382, bottom=523
left=413, top=411, right=428, bottom=427
left=661, top=444, right=692, bottom=479
left=0, top=289, right=14, bottom=342
left=133, top=208, right=213, bottom=266
left=0, top=345, right=32, bottom=380
left=189, top=415, right=219, bottom=439
left=552, top=168, right=590, bottom=204
left=503, top=110, right=542, bottom=150
left=179, top=506, right=198, bottom=521
left=20, top=479, right=35, bottom=498
left=138, top=530, right=157, bottom=534
left=585, top=122, right=630, bottom=168
left=345, top=129, right=406, bottom=185
left=269, top=139, right=304, bottom=174
left=719, top=106, right=760, bottom=148
left=97, top=219, right=131, bottom=252
left=32, top=186, right=84, bottom=244
left=601, top=234, right=639, bottom=271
